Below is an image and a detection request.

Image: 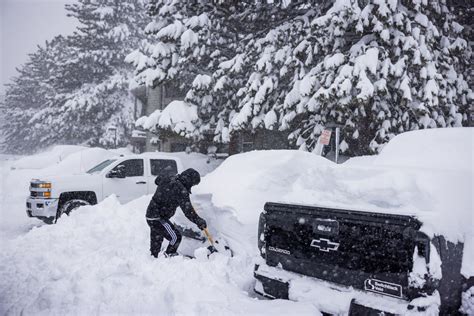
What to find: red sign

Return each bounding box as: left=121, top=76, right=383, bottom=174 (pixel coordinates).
left=319, top=130, right=332, bottom=145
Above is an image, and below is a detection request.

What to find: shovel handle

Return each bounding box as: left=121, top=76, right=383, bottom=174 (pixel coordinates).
left=193, top=203, right=214, bottom=246
left=203, top=228, right=214, bottom=246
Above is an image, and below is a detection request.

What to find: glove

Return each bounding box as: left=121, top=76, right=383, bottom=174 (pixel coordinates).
left=196, top=218, right=207, bottom=230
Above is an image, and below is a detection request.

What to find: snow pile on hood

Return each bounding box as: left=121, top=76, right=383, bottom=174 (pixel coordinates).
left=0, top=196, right=319, bottom=315
left=136, top=100, right=198, bottom=135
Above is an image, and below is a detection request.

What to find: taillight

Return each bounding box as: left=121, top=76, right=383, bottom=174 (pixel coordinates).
left=258, top=212, right=267, bottom=258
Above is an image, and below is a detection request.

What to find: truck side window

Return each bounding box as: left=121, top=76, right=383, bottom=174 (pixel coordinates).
left=150, top=159, right=178, bottom=177
left=114, top=159, right=144, bottom=177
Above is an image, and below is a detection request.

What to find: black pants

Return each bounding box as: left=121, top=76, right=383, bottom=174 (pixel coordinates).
left=146, top=218, right=182, bottom=257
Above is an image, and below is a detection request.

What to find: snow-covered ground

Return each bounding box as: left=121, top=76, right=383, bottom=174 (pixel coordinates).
left=1, top=146, right=319, bottom=315
left=0, top=195, right=320, bottom=315
left=1, top=128, right=472, bottom=315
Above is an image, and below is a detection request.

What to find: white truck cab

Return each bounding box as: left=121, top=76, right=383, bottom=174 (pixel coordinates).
left=26, top=154, right=184, bottom=223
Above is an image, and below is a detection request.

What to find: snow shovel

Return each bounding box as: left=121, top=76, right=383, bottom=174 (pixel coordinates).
left=203, top=228, right=218, bottom=254
left=191, top=203, right=234, bottom=257
left=202, top=227, right=233, bottom=257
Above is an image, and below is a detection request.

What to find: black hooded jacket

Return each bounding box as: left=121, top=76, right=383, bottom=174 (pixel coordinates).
left=146, top=168, right=206, bottom=229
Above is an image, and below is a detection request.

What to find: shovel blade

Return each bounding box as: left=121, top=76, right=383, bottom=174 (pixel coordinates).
left=207, top=245, right=218, bottom=254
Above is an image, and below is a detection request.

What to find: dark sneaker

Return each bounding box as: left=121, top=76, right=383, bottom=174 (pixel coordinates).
left=164, top=252, right=180, bottom=258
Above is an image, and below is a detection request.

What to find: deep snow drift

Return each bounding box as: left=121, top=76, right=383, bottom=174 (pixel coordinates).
left=0, top=196, right=319, bottom=315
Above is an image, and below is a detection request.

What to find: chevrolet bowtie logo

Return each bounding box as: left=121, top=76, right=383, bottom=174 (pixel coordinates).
left=310, top=238, right=340, bottom=252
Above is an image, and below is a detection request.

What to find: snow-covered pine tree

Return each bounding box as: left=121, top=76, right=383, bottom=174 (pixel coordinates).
left=188, top=2, right=332, bottom=148
left=0, top=36, right=66, bottom=153
left=280, top=0, right=472, bottom=155
left=127, top=0, right=211, bottom=88
left=27, top=0, right=149, bottom=150
left=129, top=1, right=325, bottom=146
left=127, top=0, right=244, bottom=142
left=225, top=7, right=322, bottom=146
left=129, top=0, right=471, bottom=155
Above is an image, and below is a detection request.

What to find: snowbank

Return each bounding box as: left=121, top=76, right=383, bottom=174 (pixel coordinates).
left=0, top=196, right=319, bottom=315
left=2, top=147, right=284, bottom=315
left=196, top=150, right=333, bottom=225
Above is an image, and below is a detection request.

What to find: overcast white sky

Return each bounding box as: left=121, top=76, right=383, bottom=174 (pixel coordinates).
left=0, top=0, right=78, bottom=94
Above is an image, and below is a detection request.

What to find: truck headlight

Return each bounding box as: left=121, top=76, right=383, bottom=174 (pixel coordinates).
left=38, top=182, right=52, bottom=189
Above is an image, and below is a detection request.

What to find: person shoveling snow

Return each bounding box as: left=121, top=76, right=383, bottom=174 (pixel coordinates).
left=146, top=168, right=207, bottom=258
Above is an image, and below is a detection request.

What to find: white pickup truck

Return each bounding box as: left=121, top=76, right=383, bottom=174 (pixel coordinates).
left=26, top=154, right=184, bottom=223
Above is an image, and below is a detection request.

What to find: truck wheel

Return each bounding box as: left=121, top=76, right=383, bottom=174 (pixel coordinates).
left=42, top=217, right=55, bottom=224
left=55, top=199, right=90, bottom=222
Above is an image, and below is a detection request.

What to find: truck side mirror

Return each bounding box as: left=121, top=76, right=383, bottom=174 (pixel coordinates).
left=107, top=165, right=126, bottom=178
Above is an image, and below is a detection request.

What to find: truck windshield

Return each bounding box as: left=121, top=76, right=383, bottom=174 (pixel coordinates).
left=86, top=159, right=117, bottom=174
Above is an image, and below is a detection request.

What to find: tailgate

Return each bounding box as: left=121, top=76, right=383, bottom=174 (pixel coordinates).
left=263, top=202, right=425, bottom=300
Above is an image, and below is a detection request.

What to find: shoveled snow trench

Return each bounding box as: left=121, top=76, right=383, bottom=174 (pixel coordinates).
left=0, top=194, right=321, bottom=316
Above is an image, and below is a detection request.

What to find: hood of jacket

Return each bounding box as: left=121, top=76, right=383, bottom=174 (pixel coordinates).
left=177, top=168, right=201, bottom=193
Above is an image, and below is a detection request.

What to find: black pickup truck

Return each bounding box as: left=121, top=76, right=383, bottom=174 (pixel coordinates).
left=254, top=202, right=472, bottom=315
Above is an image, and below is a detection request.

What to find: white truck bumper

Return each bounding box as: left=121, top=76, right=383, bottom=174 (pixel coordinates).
left=26, top=197, right=58, bottom=218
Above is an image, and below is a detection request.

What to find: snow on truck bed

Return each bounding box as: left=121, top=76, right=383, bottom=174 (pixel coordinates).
left=198, top=128, right=472, bottom=242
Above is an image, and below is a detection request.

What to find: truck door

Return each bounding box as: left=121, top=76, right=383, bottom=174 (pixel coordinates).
left=103, top=159, right=148, bottom=203
left=148, top=159, right=178, bottom=194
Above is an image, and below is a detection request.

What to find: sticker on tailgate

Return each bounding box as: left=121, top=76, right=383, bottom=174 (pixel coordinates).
left=312, top=218, right=339, bottom=236
left=364, top=279, right=403, bottom=298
